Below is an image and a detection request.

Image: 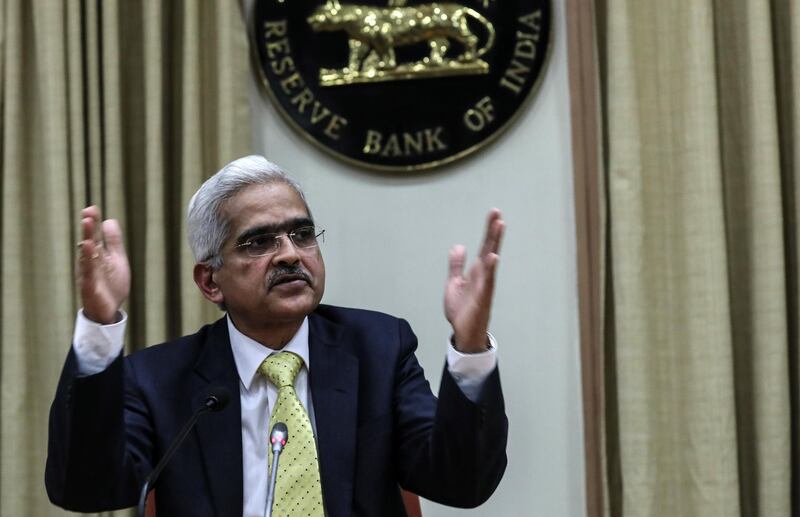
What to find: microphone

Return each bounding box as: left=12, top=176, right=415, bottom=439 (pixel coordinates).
left=264, top=422, right=289, bottom=517
left=270, top=422, right=288, bottom=453
left=204, top=388, right=231, bottom=412
left=136, top=386, right=231, bottom=517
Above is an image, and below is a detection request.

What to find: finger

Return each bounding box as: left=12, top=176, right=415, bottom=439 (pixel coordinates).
left=448, top=245, right=466, bottom=280
left=80, top=206, right=104, bottom=244
left=482, top=251, right=500, bottom=281
left=470, top=252, right=499, bottom=302
left=479, top=209, right=504, bottom=257
left=483, top=250, right=499, bottom=269
left=80, top=212, right=97, bottom=244
left=77, top=236, right=101, bottom=286
left=489, top=218, right=505, bottom=256
left=78, top=207, right=104, bottom=275
left=79, top=220, right=100, bottom=260
left=80, top=205, right=100, bottom=220
left=101, top=219, right=126, bottom=255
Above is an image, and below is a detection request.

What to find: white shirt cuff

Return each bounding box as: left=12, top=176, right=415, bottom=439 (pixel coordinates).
left=72, top=309, right=128, bottom=376
left=446, top=333, right=498, bottom=402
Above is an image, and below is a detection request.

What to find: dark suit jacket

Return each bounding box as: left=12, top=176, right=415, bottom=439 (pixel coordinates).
left=46, top=305, right=507, bottom=516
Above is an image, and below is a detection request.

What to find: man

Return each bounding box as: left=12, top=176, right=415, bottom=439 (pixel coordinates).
left=46, top=155, right=508, bottom=516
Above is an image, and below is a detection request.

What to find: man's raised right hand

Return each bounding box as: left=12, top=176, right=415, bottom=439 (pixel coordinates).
left=77, top=206, right=131, bottom=325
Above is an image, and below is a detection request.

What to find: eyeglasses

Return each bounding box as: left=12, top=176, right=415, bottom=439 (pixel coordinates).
left=234, top=226, right=325, bottom=257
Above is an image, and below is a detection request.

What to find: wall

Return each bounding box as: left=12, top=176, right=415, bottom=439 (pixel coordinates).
left=249, top=1, right=585, bottom=514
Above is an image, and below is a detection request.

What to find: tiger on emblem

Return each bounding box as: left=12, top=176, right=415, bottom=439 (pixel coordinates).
left=307, top=1, right=495, bottom=73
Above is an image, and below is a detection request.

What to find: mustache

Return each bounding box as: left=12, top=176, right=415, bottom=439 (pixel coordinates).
left=268, top=265, right=311, bottom=288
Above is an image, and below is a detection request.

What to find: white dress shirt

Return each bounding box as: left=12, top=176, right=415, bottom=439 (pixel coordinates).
left=71, top=309, right=497, bottom=517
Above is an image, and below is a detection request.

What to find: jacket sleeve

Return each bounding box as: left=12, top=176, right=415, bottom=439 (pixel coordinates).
left=45, top=347, right=153, bottom=512
left=392, top=320, right=508, bottom=508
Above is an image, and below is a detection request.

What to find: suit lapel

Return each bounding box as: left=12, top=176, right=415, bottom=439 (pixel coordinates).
left=309, top=312, right=359, bottom=517
left=190, top=319, right=244, bottom=517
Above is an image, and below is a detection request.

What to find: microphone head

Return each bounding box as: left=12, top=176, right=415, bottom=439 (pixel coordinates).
left=270, top=422, right=289, bottom=453
left=204, top=386, right=232, bottom=412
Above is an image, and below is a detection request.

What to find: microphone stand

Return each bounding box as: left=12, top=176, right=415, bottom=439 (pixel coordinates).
left=264, top=422, right=288, bottom=517
left=136, top=390, right=229, bottom=517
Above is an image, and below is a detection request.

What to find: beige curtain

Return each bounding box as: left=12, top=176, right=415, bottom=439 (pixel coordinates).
left=1, top=1, right=251, bottom=515
left=597, top=0, right=799, bottom=515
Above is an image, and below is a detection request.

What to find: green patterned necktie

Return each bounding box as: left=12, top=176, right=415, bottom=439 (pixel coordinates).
left=259, top=352, right=324, bottom=516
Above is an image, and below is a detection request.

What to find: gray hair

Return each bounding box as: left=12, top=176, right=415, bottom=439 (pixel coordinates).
left=187, top=155, right=308, bottom=269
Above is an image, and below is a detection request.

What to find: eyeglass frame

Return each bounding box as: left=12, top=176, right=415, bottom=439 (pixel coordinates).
left=232, top=225, right=325, bottom=258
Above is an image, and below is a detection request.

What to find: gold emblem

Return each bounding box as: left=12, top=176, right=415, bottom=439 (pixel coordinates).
left=252, top=0, right=552, bottom=171
left=307, top=0, right=496, bottom=86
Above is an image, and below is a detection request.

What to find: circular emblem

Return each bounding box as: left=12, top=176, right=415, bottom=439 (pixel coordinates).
left=252, top=0, right=552, bottom=171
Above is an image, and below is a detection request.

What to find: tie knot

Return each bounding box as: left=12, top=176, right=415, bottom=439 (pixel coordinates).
left=259, top=352, right=303, bottom=388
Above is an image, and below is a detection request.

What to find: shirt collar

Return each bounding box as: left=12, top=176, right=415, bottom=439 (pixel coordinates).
left=227, top=315, right=311, bottom=391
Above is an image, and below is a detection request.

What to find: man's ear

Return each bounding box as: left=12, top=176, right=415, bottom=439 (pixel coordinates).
left=194, top=263, right=224, bottom=305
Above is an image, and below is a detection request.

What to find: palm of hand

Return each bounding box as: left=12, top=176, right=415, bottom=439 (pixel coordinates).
left=445, top=254, right=494, bottom=347
left=81, top=246, right=131, bottom=324
left=444, top=210, right=504, bottom=353
left=78, top=208, right=131, bottom=324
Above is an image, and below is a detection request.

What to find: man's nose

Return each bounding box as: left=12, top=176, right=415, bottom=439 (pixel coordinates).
left=272, top=234, right=301, bottom=264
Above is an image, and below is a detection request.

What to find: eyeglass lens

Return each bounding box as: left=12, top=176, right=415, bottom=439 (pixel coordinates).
left=241, top=226, right=323, bottom=257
